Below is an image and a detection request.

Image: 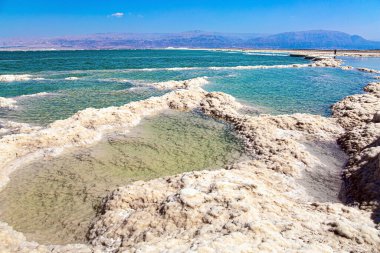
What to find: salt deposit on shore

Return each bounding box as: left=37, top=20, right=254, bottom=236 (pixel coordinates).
left=332, top=82, right=380, bottom=217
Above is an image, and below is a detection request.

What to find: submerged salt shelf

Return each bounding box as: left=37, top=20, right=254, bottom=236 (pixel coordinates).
left=0, top=110, right=244, bottom=244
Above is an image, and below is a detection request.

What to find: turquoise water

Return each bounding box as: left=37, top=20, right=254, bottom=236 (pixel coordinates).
left=0, top=49, right=373, bottom=125
left=340, top=56, right=380, bottom=71
left=0, top=50, right=305, bottom=73
left=204, top=67, right=371, bottom=115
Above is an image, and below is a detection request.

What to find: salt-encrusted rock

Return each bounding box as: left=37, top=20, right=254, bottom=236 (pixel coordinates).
left=88, top=162, right=379, bottom=253
left=85, top=89, right=380, bottom=252
left=0, top=120, right=41, bottom=136
left=152, top=77, right=209, bottom=90
left=373, top=111, right=380, bottom=123
left=310, top=57, right=342, bottom=68
left=333, top=81, right=380, bottom=215
left=365, top=82, right=380, bottom=94
left=357, top=67, right=380, bottom=74
left=341, top=66, right=353, bottom=70
left=332, top=82, right=380, bottom=130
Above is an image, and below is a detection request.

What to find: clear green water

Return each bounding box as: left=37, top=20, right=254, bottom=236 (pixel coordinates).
left=0, top=110, right=244, bottom=244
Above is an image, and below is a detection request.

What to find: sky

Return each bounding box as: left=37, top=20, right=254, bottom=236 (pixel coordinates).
left=0, top=0, right=379, bottom=40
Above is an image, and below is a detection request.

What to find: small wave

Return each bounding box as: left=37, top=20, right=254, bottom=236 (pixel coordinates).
left=98, top=78, right=135, bottom=83
left=93, top=77, right=209, bottom=90
left=0, top=97, right=17, bottom=109
left=26, top=63, right=311, bottom=78
left=137, top=67, right=200, bottom=72
left=18, top=92, right=52, bottom=98
left=121, top=64, right=309, bottom=72
left=207, top=64, right=309, bottom=70
left=0, top=74, right=32, bottom=82
left=0, top=74, right=45, bottom=82
left=64, top=77, right=80, bottom=81
left=244, top=52, right=289, bottom=57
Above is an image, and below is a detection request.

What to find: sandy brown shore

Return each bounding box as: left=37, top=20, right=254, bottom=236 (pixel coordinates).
left=0, top=56, right=379, bottom=252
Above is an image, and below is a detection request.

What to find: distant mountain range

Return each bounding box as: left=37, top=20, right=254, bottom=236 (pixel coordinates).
left=1, top=30, right=380, bottom=50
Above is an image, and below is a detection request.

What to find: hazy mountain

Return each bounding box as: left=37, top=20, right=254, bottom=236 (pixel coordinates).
left=245, top=30, right=380, bottom=49
left=0, top=30, right=379, bottom=50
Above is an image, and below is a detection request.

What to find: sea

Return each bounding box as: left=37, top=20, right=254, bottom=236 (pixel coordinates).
left=0, top=49, right=375, bottom=125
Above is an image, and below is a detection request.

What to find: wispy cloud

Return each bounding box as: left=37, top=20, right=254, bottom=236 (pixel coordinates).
left=110, top=12, right=124, bottom=18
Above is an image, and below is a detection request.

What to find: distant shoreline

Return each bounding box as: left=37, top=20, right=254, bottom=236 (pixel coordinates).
left=1, top=47, right=380, bottom=57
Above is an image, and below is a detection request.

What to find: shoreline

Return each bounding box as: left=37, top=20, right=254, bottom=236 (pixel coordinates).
left=0, top=55, right=379, bottom=252
left=1, top=47, right=380, bottom=57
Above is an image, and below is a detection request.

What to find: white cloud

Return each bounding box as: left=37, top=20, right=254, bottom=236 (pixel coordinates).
left=110, top=12, right=124, bottom=18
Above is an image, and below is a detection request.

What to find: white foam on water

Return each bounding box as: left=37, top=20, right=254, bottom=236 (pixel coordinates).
left=0, top=74, right=45, bottom=82
left=64, top=77, right=80, bottom=81
left=0, top=74, right=32, bottom=82
left=18, top=92, right=52, bottom=98
left=244, top=52, right=289, bottom=57
left=0, top=97, right=17, bottom=109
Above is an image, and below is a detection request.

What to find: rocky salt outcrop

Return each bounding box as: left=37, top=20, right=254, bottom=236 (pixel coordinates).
left=332, top=82, right=380, bottom=130
left=310, top=57, right=342, bottom=68
left=332, top=82, right=380, bottom=219
left=357, top=68, right=380, bottom=74
left=152, top=77, right=209, bottom=90
left=87, top=100, right=380, bottom=252
left=88, top=166, right=379, bottom=253
left=0, top=120, right=41, bottom=137
left=341, top=66, right=354, bottom=70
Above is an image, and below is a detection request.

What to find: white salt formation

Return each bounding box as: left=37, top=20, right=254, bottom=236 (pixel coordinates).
left=0, top=56, right=379, bottom=252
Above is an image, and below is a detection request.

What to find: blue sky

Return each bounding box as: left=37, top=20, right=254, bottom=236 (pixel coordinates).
left=1, top=0, right=379, bottom=40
